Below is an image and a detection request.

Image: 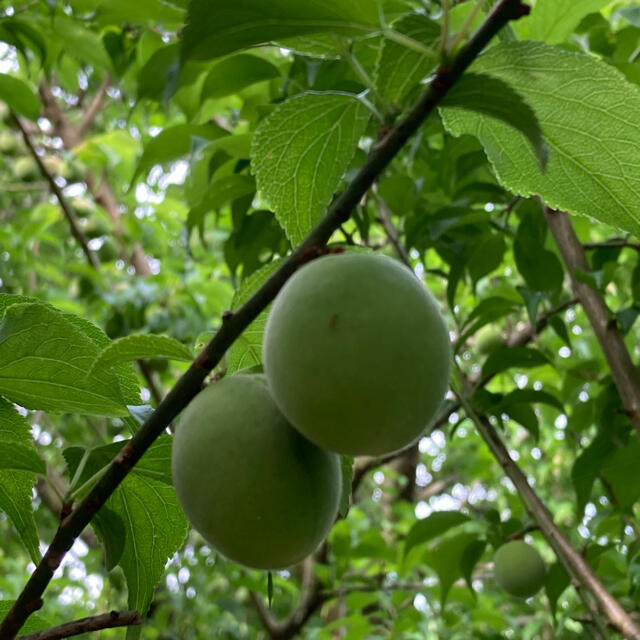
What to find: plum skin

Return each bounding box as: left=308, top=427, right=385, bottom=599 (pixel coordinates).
left=171, top=374, right=341, bottom=570
left=263, top=253, right=451, bottom=456
left=493, top=540, right=547, bottom=598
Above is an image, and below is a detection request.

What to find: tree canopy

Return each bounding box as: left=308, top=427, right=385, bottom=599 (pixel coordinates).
left=1, top=1, right=640, bottom=639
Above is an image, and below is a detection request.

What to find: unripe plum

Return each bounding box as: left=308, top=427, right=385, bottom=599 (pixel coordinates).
left=493, top=540, right=546, bottom=598
left=475, top=324, right=503, bottom=355
left=263, top=253, right=451, bottom=456
left=171, top=374, right=341, bottom=570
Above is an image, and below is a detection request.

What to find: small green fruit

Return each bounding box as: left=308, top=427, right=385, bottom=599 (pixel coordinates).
left=263, top=253, right=451, bottom=456
left=0, top=130, right=17, bottom=154
left=13, top=156, right=39, bottom=181
left=493, top=540, right=546, bottom=598
left=475, top=324, right=503, bottom=355
left=171, top=374, right=341, bottom=569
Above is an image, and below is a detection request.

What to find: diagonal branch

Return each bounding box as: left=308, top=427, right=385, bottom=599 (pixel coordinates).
left=0, top=3, right=531, bottom=637
left=10, top=113, right=100, bottom=270
left=76, top=76, right=111, bottom=140
left=16, top=610, right=141, bottom=640
left=545, top=207, right=640, bottom=437
left=455, top=388, right=640, bottom=639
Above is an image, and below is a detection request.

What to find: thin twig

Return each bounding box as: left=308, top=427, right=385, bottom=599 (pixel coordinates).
left=76, top=76, right=111, bottom=140
left=0, top=3, right=531, bottom=637
left=16, top=611, right=141, bottom=640
left=10, top=114, right=100, bottom=269
left=375, top=193, right=412, bottom=268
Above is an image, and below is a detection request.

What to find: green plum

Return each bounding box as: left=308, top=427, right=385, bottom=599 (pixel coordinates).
left=475, top=324, right=504, bottom=355
left=13, top=156, right=39, bottom=181
left=171, top=374, right=341, bottom=570
left=493, top=540, right=546, bottom=598
left=263, top=253, right=451, bottom=456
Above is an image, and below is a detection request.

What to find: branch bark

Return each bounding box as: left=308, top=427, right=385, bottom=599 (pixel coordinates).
left=10, top=114, right=100, bottom=270
left=0, top=3, right=531, bottom=637
left=545, top=207, right=640, bottom=437
left=16, top=610, right=141, bottom=640
left=458, top=394, right=640, bottom=639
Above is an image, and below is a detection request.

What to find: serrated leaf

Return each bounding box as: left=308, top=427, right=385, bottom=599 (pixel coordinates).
left=0, top=74, right=40, bottom=120
left=482, top=346, right=551, bottom=379
left=251, top=92, right=370, bottom=244
left=89, top=334, right=192, bottom=376
left=441, top=72, right=547, bottom=170
left=375, top=13, right=439, bottom=107
left=227, top=260, right=283, bottom=374
left=65, top=437, right=188, bottom=620
left=0, top=396, right=41, bottom=562
left=132, top=123, right=227, bottom=186
left=404, top=511, right=469, bottom=557
left=517, top=0, right=610, bottom=44
left=440, top=42, right=640, bottom=237
left=181, top=0, right=379, bottom=61
left=0, top=302, right=129, bottom=417
left=201, top=54, right=281, bottom=101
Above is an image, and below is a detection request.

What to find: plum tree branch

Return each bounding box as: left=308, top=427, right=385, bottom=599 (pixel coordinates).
left=10, top=113, right=100, bottom=270
left=454, top=385, right=640, bottom=639
left=15, top=610, right=141, bottom=640
left=0, top=2, right=531, bottom=637
left=545, top=207, right=640, bottom=438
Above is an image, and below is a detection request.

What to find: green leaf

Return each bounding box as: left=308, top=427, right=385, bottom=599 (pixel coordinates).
left=0, top=74, right=40, bottom=120
left=89, top=334, right=193, bottom=375
left=0, top=397, right=41, bottom=563
left=339, top=455, right=353, bottom=518
left=498, top=389, right=564, bottom=414
left=0, top=602, right=52, bottom=635
left=404, top=511, right=469, bottom=557
left=461, top=539, right=486, bottom=591
left=187, top=175, right=256, bottom=232
left=65, top=437, right=188, bottom=620
left=572, top=435, right=615, bottom=515
left=227, top=260, right=283, bottom=374
left=545, top=562, right=570, bottom=618
left=0, top=302, right=129, bottom=417
left=201, top=54, right=281, bottom=101
left=132, top=123, right=227, bottom=185
left=602, top=440, right=640, bottom=509
left=375, top=13, right=439, bottom=107
left=251, top=92, right=370, bottom=244
left=482, top=346, right=550, bottom=379
left=181, top=0, right=379, bottom=61
left=94, top=0, right=185, bottom=26
left=426, top=532, right=479, bottom=607
left=442, top=72, right=547, bottom=171
left=440, top=42, right=640, bottom=237
left=517, top=0, right=610, bottom=44
left=137, top=43, right=180, bottom=101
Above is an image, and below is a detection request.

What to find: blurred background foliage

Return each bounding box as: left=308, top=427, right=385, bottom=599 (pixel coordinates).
left=1, top=0, right=640, bottom=638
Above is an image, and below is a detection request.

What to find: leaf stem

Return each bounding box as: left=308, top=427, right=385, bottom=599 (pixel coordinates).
left=382, top=28, right=438, bottom=59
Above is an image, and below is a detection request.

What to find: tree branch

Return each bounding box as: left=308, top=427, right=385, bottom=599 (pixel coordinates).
left=456, top=390, right=640, bottom=640
left=0, top=3, right=531, bottom=637
left=545, top=207, right=640, bottom=438
left=76, top=76, right=110, bottom=140
left=10, top=114, right=100, bottom=270
left=375, top=192, right=412, bottom=268
left=16, top=611, right=141, bottom=640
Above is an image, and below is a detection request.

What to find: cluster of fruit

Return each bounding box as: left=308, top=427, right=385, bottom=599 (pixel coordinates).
left=171, top=252, right=547, bottom=599
left=171, top=253, right=451, bottom=569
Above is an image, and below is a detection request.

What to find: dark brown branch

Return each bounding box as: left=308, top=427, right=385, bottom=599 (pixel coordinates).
left=16, top=611, right=141, bottom=640
left=463, top=402, right=640, bottom=639
left=10, top=114, right=100, bottom=270
left=0, top=3, right=530, bottom=637
left=136, top=359, right=163, bottom=405
left=583, top=239, right=640, bottom=251
left=545, top=207, right=640, bottom=438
